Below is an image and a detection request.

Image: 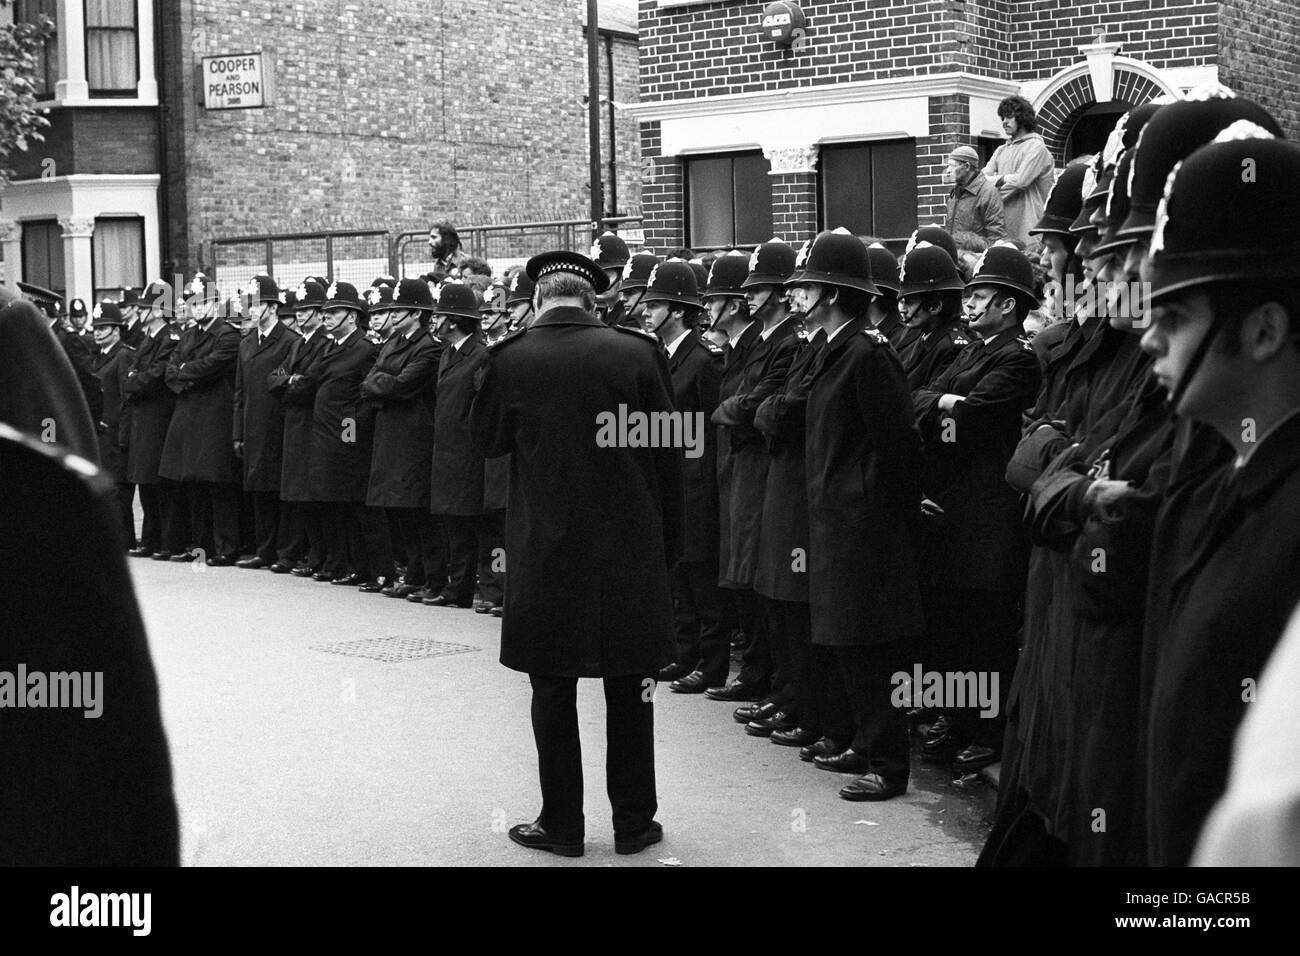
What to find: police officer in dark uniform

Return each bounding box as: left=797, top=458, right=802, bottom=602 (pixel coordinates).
left=119, top=287, right=146, bottom=348
left=618, top=250, right=661, bottom=330
left=895, top=241, right=971, bottom=390
left=913, top=244, right=1042, bottom=772
left=504, top=268, right=536, bottom=333
left=360, top=278, right=445, bottom=599
left=232, top=275, right=299, bottom=569
left=470, top=250, right=683, bottom=857
left=791, top=228, right=924, bottom=802
left=591, top=230, right=632, bottom=327
left=159, top=273, right=243, bottom=565
left=90, top=300, right=137, bottom=547
left=865, top=242, right=919, bottom=352
left=272, top=279, right=333, bottom=575
left=639, top=260, right=727, bottom=693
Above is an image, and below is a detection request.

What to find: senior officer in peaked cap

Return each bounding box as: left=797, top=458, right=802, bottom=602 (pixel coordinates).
left=640, top=260, right=728, bottom=695
left=360, top=278, right=445, bottom=600
left=1137, top=129, right=1300, bottom=867
left=232, top=275, right=300, bottom=570
left=790, top=228, right=925, bottom=801
left=470, top=250, right=684, bottom=857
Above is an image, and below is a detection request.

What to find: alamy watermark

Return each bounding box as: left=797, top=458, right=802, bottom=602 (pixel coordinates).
left=595, top=405, right=705, bottom=459
left=890, top=665, right=999, bottom=718
left=0, top=665, right=103, bottom=718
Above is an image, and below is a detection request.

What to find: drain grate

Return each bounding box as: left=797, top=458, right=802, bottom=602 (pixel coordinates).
left=311, top=636, right=480, bottom=662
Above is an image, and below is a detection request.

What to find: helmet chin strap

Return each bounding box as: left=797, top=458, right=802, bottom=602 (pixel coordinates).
left=1166, top=320, right=1221, bottom=413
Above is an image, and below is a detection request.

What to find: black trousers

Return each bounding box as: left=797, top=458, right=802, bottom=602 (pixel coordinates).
left=760, top=597, right=813, bottom=719
left=160, top=479, right=189, bottom=554
left=927, top=587, right=1020, bottom=750
left=529, top=673, right=657, bottom=840
left=829, top=640, right=912, bottom=785
left=438, top=514, right=478, bottom=603
left=137, top=483, right=164, bottom=551
left=184, top=480, right=240, bottom=559
left=321, top=501, right=393, bottom=581
left=113, top=481, right=136, bottom=548
left=671, top=559, right=727, bottom=682
left=275, top=500, right=306, bottom=565
left=249, top=491, right=283, bottom=562
left=388, top=508, right=447, bottom=590
left=732, top=587, right=772, bottom=690
left=475, top=511, right=505, bottom=606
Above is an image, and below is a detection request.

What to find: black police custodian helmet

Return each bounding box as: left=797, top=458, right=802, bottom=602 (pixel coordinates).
left=505, top=269, right=535, bottom=306
left=481, top=279, right=509, bottom=313
left=642, top=260, right=702, bottom=309
left=1119, top=90, right=1284, bottom=241
left=741, top=237, right=796, bottom=288
left=433, top=281, right=483, bottom=321
left=365, top=283, right=395, bottom=314
left=391, top=277, right=437, bottom=312
left=91, top=300, right=125, bottom=328
left=898, top=242, right=965, bottom=297
left=243, top=274, right=280, bottom=305
left=1147, top=128, right=1300, bottom=305
left=966, top=242, right=1038, bottom=302
left=905, top=226, right=959, bottom=267
left=787, top=228, right=879, bottom=295
left=865, top=243, right=900, bottom=295
left=525, top=250, right=610, bottom=295
left=324, top=280, right=368, bottom=314
left=277, top=289, right=299, bottom=318
left=68, top=298, right=88, bottom=320
left=703, top=250, right=749, bottom=297
left=590, top=231, right=631, bottom=270
left=1030, top=163, right=1090, bottom=239
left=294, top=279, right=327, bottom=311
left=621, top=251, right=661, bottom=293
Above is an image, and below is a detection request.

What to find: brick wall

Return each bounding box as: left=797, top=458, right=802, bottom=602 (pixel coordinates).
left=1218, top=0, right=1300, bottom=140
left=771, top=172, right=818, bottom=239
left=603, top=32, right=642, bottom=218
left=160, top=1, right=640, bottom=275
left=6, top=109, right=158, bottom=180
left=640, top=120, right=682, bottom=252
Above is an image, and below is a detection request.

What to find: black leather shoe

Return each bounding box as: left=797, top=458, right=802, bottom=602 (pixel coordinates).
left=358, top=579, right=389, bottom=593
left=922, top=714, right=951, bottom=743
left=705, top=681, right=765, bottom=702
left=745, top=710, right=797, bottom=737
left=670, top=671, right=714, bottom=694
left=331, top=573, right=364, bottom=586
left=814, top=749, right=874, bottom=775
left=614, top=820, right=663, bottom=855
left=800, top=737, right=848, bottom=762
left=839, top=773, right=907, bottom=801
left=771, top=726, right=819, bottom=747
left=507, top=821, right=583, bottom=858
left=128, top=546, right=155, bottom=558
left=406, top=587, right=433, bottom=603
left=384, top=583, right=419, bottom=599
left=952, top=744, right=1000, bottom=772
left=290, top=565, right=318, bottom=577
left=151, top=551, right=174, bottom=561
left=733, top=700, right=779, bottom=724
left=169, top=551, right=197, bottom=563
left=206, top=554, right=237, bottom=567
left=268, top=562, right=294, bottom=574
left=236, top=556, right=268, bottom=569
left=657, top=662, right=691, bottom=683
left=476, top=602, right=502, bottom=614
left=422, top=594, right=473, bottom=607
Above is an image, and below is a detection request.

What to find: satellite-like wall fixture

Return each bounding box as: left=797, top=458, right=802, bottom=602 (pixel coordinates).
left=759, top=2, right=808, bottom=48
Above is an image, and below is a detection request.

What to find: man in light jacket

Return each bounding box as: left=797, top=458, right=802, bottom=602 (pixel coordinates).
left=983, top=96, right=1055, bottom=248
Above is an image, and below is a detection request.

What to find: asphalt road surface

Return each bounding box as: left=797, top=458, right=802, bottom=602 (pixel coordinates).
left=129, top=557, right=993, bottom=866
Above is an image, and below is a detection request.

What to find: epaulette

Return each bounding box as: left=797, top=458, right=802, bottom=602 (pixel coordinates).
left=951, top=332, right=970, bottom=347
left=861, top=327, right=890, bottom=346
left=488, top=326, right=527, bottom=352
left=702, top=337, right=725, bottom=355
left=169, top=331, right=181, bottom=341
left=1018, top=336, right=1034, bottom=351
left=612, top=324, right=659, bottom=345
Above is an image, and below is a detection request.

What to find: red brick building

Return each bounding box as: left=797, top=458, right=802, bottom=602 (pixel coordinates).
left=629, top=0, right=1300, bottom=253
left=1, top=1, right=641, bottom=303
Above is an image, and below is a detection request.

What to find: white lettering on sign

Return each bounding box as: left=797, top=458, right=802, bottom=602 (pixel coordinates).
left=201, top=53, right=267, bottom=110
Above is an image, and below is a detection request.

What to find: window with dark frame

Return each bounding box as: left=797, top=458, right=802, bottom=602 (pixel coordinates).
left=92, top=217, right=146, bottom=302
left=15, top=0, right=58, bottom=98
left=684, top=151, right=773, bottom=250
left=21, top=220, right=66, bottom=299
left=818, top=141, right=919, bottom=242
left=85, top=0, right=138, bottom=96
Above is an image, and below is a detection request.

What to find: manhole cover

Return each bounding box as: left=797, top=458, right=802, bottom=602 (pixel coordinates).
left=311, top=636, right=480, bottom=662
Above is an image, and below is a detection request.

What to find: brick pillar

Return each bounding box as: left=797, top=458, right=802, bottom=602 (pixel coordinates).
left=763, top=146, right=819, bottom=243
left=639, top=121, right=683, bottom=252
left=921, top=94, right=973, bottom=230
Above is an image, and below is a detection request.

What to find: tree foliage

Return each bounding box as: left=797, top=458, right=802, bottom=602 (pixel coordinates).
left=1, top=0, right=52, bottom=187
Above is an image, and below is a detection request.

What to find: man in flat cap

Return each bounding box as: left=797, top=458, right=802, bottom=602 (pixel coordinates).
left=471, top=250, right=684, bottom=858
left=944, top=145, right=1005, bottom=244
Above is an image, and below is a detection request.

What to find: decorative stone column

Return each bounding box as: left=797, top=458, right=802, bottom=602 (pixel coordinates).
left=0, top=219, right=21, bottom=288
left=137, top=0, right=158, bottom=101
left=763, top=144, right=820, bottom=242
left=55, top=0, right=90, bottom=102
left=60, top=217, right=96, bottom=305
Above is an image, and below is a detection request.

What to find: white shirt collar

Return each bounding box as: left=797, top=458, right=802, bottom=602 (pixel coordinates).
left=665, top=328, right=692, bottom=358
left=759, top=315, right=791, bottom=342
left=728, top=320, right=754, bottom=347
left=825, top=319, right=854, bottom=344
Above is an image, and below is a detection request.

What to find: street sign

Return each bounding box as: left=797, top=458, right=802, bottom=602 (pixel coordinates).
left=200, top=53, right=270, bottom=110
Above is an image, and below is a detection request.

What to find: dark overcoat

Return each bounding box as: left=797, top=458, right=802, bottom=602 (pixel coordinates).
left=431, top=335, right=491, bottom=515
left=667, top=332, right=723, bottom=565
left=288, top=328, right=377, bottom=503
left=159, top=319, right=241, bottom=484
left=805, top=319, right=925, bottom=647
left=233, top=320, right=299, bottom=492
left=92, top=341, right=134, bottom=481
left=120, top=324, right=180, bottom=485
left=898, top=319, right=970, bottom=392
left=470, top=306, right=684, bottom=677
left=272, top=328, right=331, bottom=502
left=715, top=321, right=762, bottom=586
left=362, top=328, right=441, bottom=509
